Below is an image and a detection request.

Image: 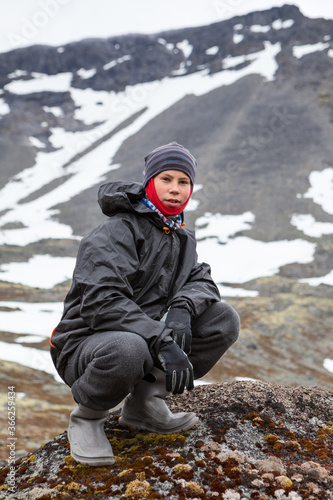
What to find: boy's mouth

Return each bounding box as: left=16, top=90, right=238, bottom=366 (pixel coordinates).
left=165, top=199, right=180, bottom=206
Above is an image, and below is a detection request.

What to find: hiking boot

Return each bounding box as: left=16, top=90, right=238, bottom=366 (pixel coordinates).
left=119, top=367, right=199, bottom=433
left=68, top=404, right=115, bottom=466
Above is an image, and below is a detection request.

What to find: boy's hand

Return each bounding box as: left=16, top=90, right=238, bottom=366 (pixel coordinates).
left=157, top=341, right=194, bottom=394
left=165, top=307, right=192, bottom=354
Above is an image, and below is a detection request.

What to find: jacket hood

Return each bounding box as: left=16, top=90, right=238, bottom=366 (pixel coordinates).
left=98, top=181, right=146, bottom=217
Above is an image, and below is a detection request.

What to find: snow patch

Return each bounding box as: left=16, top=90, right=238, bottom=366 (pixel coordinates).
left=171, top=62, right=188, bottom=76
left=0, top=255, right=76, bottom=288
left=250, top=25, right=271, bottom=33
left=272, top=19, right=294, bottom=30
left=223, top=49, right=261, bottom=69
left=103, top=55, right=131, bottom=70
left=0, top=254, right=76, bottom=288
left=69, top=88, right=117, bottom=124
left=195, top=212, right=315, bottom=285
left=323, top=358, right=333, bottom=373
left=300, top=270, right=333, bottom=287
left=4, top=72, right=73, bottom=94
left=156, top=38, right=176, bottom=52
left=77, top=67, right=97, bottom=79
left=8, top=69, right=28, bottom=78
left=235, top=376, right=262, bottom=383
left=29, top=136, right=46, bottom=149
left=176, top=39, right=193, bottom=58
left=0, top=98, right=10, bottom=116
left=208, top=41, right=281, bottom=83
left=16, top=335, right=45, bottom=343
left=291, top=214, right=333, bottom=238
left=293, top=42, right=330, bottom=59
left=218, top=285, right=258, bottom=297
left=43, top=105, right=64, bottom=117
left=205, top=46, right=219, bottom=56
left=303, top=168, right=333, bottom=215
left=198, top=236, right=315, bottom=284
left=196, top=211, right=255, bottom=242
left=186, top=197, right=200, bottom=212
left=233, top=33, right=244, bottom=44
left=0, top=301, right=63, bottom=336
left=0, top=341, right=61, bottom=381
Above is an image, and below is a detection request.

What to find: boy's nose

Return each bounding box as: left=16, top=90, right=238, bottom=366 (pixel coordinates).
left=169, top=182, right=180, bottom=193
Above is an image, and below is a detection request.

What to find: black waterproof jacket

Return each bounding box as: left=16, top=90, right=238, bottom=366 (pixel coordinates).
left=51, top=181, right=221, bottom=380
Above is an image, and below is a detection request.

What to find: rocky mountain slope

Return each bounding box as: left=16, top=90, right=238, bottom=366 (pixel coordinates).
left=0, top=381, right=332, bottom=499
left=0, top=3, right=332, bottom=465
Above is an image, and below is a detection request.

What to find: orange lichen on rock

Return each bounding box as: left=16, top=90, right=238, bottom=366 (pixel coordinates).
left=1, top=381, right=332, bottom=499
left=276, top=475, right=293, bottom=489
left=172, top=463, right=193, bottom=480
left=182, top=480, right=205, bottom=496
left=125, top=479, right=151, bottom=498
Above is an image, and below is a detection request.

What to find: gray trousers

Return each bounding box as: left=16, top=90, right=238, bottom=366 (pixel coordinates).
left=63, top=302, right=240, bottom=410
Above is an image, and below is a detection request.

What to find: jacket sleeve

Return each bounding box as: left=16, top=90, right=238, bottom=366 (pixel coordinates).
left=169, top=254, right=221, bottom=318
left=74, top=218, right=172, bottom=358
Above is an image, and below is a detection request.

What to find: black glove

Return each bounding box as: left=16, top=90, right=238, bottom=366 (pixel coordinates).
left=157, top=341, right=194, bottom=394
left=165, top=307, right=192, bottom=354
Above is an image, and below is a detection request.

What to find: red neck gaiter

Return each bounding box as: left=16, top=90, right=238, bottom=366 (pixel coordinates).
left=145, top=178, right=193, bottom=217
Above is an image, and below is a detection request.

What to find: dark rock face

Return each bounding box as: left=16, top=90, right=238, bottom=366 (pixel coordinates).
left=1, top=5, right=330, bottom=91
left=2, top=5, right=333, bottom=244
left=1, top=4, right=333, bottom=240
left=0, top=381, right=332, bottom=499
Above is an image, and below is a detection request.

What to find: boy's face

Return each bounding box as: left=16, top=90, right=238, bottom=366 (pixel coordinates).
left=154, top=170, right=192, bottom=209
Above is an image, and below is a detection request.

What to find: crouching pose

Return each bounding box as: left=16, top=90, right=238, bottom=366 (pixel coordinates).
left=50, top=142, right=240, bottom=466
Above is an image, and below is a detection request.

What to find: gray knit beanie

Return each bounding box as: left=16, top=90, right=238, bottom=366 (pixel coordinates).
left=143, top=141, right=197, bottom=187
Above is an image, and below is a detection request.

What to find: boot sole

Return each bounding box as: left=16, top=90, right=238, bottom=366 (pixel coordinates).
left=118, top=414, right=199, bottom=433
left=68, top=426, right=115, bottom=467
left=70, top=448, right=115, bottom=467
